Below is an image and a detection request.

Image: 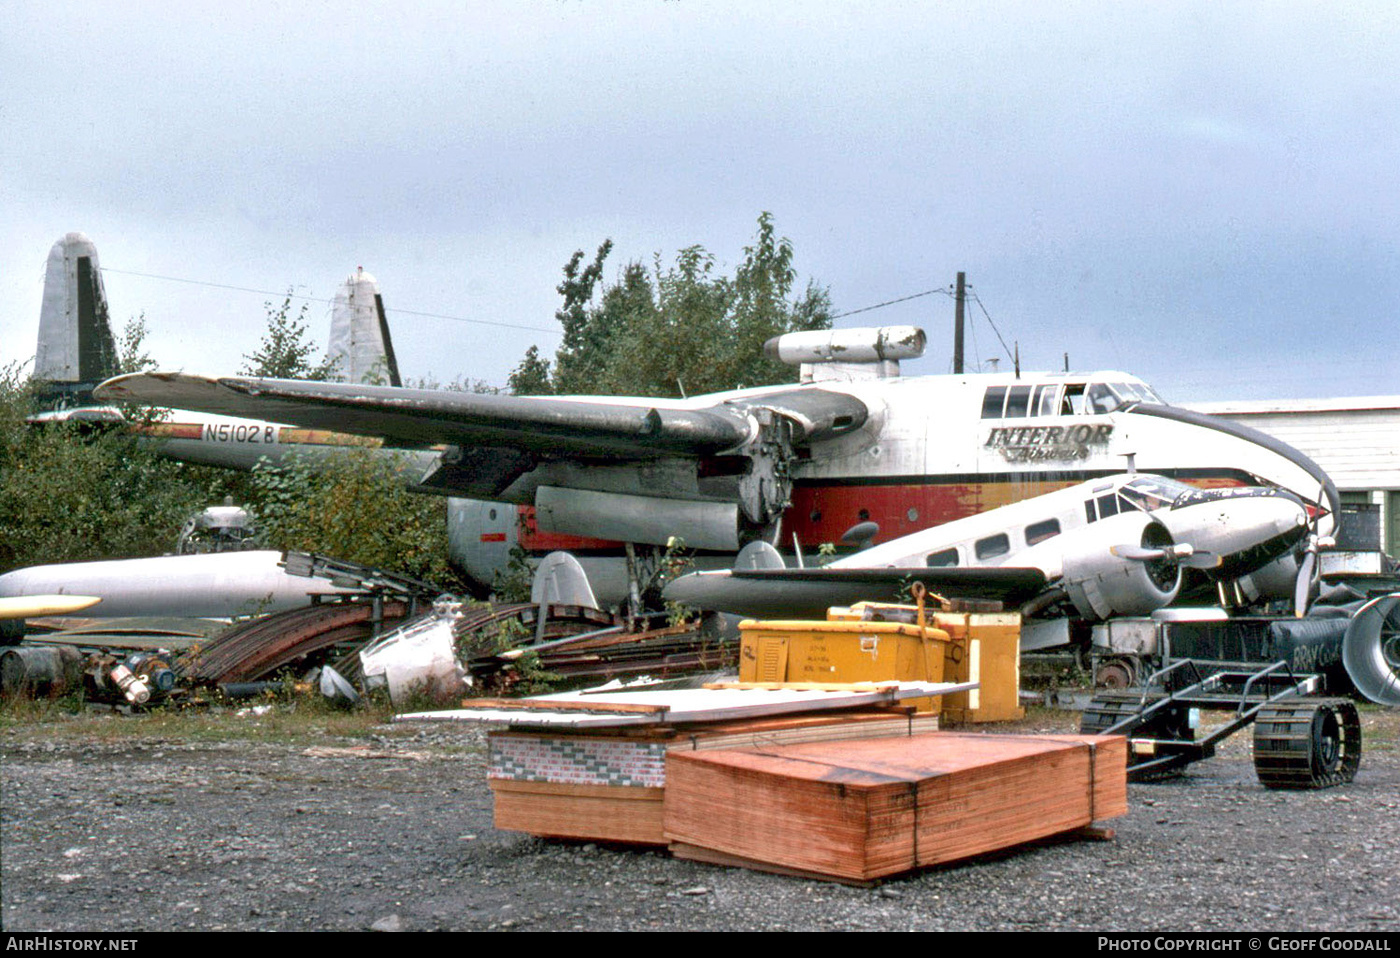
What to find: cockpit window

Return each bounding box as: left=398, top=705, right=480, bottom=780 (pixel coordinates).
left=981, top=386, right=1007, bottom=419
left=1086, top=383, right=1121, bottom=415
left=1120, top=476, right=1193, bottom=512
left=1063, top=384, right=1086, bottom=415
left=1085, top=381, right=1164, bottom=415
left=1004, top=385, right=1032, bottom=418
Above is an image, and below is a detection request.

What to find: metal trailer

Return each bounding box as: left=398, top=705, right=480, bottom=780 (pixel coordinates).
left=1080, top=658, right=1361, bottom=788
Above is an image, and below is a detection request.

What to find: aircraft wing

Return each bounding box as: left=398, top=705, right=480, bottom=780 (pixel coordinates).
left=94, top=373, right=867, bottom=460
left=663, top=566, right=1050, bottom=619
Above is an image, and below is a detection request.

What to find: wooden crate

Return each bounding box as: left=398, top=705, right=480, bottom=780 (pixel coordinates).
left=486, top=710, right=940, bottom=845
left=489, top=780, right=666, bottom=845
left=663, top=732, right=1126, bottom=882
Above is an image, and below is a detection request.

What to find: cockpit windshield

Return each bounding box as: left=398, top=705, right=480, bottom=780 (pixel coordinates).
left=1084, top=381, right=1164, bottom=415
left=1118, top=476, right=1194, bottom=512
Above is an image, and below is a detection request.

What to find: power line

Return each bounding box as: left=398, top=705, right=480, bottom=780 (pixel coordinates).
left=101, top=264, right=1004, bottom=343
left=968, top=291, right=1013, bottom=360
left=831, top=286, right=953, bottom=320
left=98, top=266, right=562, bottom=335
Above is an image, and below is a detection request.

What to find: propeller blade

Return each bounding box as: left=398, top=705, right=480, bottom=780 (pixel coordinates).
left=1181, top=552, right=1222, bottom=570
left=1110, top=544, right=1166, bottom=561
left=1294, top=549, right=1318, bottom=618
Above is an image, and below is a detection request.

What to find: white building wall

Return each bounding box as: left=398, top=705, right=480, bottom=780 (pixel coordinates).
left=1183, top=397, right=1400, bottom=555
left=1183, top=399, right=1400, bottom=491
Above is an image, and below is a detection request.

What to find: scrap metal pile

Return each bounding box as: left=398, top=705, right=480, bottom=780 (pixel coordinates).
left=1, top=550, right=735, bottom=710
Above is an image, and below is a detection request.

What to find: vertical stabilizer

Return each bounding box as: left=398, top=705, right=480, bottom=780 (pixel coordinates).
left=328, top=268, right=402, bottom=386
left=35, top=232, right=118, bottom=392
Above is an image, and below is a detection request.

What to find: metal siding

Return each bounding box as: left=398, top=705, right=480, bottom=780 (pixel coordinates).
left=1186, top=408, right=1400, bottom=490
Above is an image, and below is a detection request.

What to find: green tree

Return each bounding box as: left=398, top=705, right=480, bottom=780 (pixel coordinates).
left=507, top=345, right=554, bottom=396
left=0, top=362, right=243, bottom=572
left=513, top=213, right=831, bottom=398
left=242, top=293, right=341, bottom=380
left=117, top=314, right=158, bottom=375
left=247, top=449, right=462, bottom=588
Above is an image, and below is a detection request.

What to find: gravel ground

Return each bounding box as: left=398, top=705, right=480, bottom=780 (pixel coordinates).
left=2, top=706, right=1397, bottom=933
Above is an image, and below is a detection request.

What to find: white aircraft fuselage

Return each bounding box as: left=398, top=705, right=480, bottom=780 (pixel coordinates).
left=663, top=473, right=1312, bottom=626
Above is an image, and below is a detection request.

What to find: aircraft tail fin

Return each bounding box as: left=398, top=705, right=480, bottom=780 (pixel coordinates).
left=328, top=268, right=402, bottom=386
left=34, top=232, right=119, bottom=403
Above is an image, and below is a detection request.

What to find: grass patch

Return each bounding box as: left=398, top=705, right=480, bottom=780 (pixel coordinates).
left=0, top=692, right=405, bottom=747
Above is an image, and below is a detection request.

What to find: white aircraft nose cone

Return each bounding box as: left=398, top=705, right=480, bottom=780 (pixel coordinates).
left=1162, top=494, right=1308, bottom=560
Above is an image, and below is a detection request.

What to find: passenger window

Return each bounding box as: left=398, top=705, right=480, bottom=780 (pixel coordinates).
left=1097, top=494, right=1120, bottom=518
left=1004, top=385, right=1031, bottom=418
left=981, top=387, right=1007, bottom=419
left=926, top=548, right=959, bottom=568
left=1025, top=518, right=1061, bottom=545
left=975, top=533, right=1010, bottom=560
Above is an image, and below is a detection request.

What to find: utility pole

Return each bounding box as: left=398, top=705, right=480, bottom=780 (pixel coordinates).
left=953, top=271, right=966, bottom=374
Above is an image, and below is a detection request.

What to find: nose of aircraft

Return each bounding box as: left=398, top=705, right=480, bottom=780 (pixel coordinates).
left=1160, top=490, right=1309, bottom=580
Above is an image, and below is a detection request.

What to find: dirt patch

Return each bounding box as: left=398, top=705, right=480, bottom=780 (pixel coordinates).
left=3, top=706, right=1397, bottom=932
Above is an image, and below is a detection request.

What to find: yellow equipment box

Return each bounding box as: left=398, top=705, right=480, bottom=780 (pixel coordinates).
left=738, top=618, right=950, bottom=712
left=829, top=601, right=1025, bottom=724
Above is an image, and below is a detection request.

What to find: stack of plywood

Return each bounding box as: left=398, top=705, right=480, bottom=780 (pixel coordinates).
left=663, top=732, right=1127, bottom=883
left=487, top=709, right=941, bottom=846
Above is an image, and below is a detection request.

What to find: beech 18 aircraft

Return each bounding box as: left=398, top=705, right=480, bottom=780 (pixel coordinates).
left=94, top=325, right=1338, bottom=606
left=663, top=472, right=1318, bottom=650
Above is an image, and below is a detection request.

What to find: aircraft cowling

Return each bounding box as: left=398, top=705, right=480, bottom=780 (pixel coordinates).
left=534, top=486, right=741, bottom=552
left=1057, top=513, right=1182, bottom=621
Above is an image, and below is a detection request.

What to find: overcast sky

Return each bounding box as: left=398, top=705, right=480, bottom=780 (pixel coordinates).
left=3, top=1, right=1397, bottom=402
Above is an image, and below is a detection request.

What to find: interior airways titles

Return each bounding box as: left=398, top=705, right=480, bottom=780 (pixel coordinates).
left=984, top=423, right=1114, bottom=462
left=96, top=325, right=1338, bottom=605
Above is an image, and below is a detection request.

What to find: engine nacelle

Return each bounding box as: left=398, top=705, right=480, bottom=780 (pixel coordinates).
left=1057, top=513, right=1182, bottom=621
left=534, top=486, right=740, bottom=552
left=764, top=326, right=927, bottom=365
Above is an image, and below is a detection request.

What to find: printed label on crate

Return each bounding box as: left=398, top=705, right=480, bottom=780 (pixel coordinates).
left=488, top=734, right=668, bottom=788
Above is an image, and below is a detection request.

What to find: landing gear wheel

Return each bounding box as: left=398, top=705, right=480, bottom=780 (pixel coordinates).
left=1094, top=657, right=1136, bottom=690
left=1253, top=699, right=1361, bottom=789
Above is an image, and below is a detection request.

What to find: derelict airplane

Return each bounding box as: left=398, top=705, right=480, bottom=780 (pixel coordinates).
left=30, top=233, right=1336, bottom=606
left=94, top=321, right=1340, bottom=606
left=663, top=472, right=1317, bottom=650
